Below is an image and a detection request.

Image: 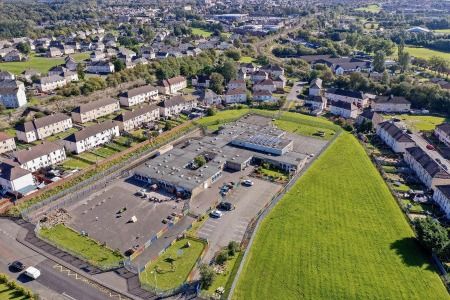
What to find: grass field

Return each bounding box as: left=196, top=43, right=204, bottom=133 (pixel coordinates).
left=0, top=283, right=28, bottom=300
left=239, top=56, right=256, bottom=63
left=434, top=29, right=450, bottom=34
left=40, top=224, right=123, bottom=268
left=355, top=4, right=381, bottom=13
left=0, top=52, right=90, bottom=75
left=196, top=109, right=251, bottom=131
left=383, top=114, right=447, bottom=132
left=61, top=157, right=92, bottom=170
left=233, top=133, right=448, bottom=300
left=405, top=46, right=450, bottom=60
left=191, top=27, right=213, bottom=38
left=140, top=238, right=205, bottom=291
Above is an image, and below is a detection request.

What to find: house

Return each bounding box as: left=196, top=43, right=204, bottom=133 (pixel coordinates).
left=37, top=75, right=67, bottom=92
left=199, top=89, right=222, bottom=106
left=372, top=95, right=411, bottom=113
left=228, top=79, right=246, bottom=90
left=325, top=89, right=369, bottom=108
left=313, top=57, right=371, bottom=75
left=237, top=69, right=248, bottom=80
left=0, top=160, right=35, bottom=195
left=161, top=76, right=187, bottom=94
left=3, top=50, right=23, bottom=62
left=62, top=45, right=75, bottom=55
left=71, top=97, right=120, bottom=123
left=0, top=71, right=14, bottom=81
left=356, top=110, right=383, bottom=128
left=0, top=132, right=16, bottom=154
left=114, top=104, right=160, bottom=131
left=305, top=96, right=327, bottom=111
left=90, top=51, right=106, bottom=62
left=376, top=121, right=415, bottom=153
left=86, top=61, right=115, bottom=74
left=119, top=85, right=158, bottom=107
left=272, top=75, right=286, bottom=90
left=251, top=71, right=268, bottom=83
left=47, top=66, right=78, bottom=82
left=0, top=47, right=15, bottom=58
left=432, top=185, right=450, bottom=219
left=191, top=75, right=210, bottom=88
left=240, top=63, right=257, bottom=74
left=141, top=47, right=156, bottom=59
left=253, top=79, right=276, bottom=93
left=309, top=78, right=323, bottom=96
left=434, top=123, right=450, bottom=147
left=16, top=113, right=73, bottom=143
left=63, top=121, right=120, bottom=154
left=253, top=90, right=274, bottom=102
left=65, top=56, right=77, bottom=71
left=159, top=96, right=197, bottom=117
left=329, top=100, right=358, bottom=119
left=404, top=146, right=450, bottom=189
left=11, top=142, right=66, bottom=172
left=224, top=88, right=247, bottom=104
left=21, top=69, right=40, bottom=82
left=0, top=79, right=27, bottom=108
left=260, top=65, right=284, bottom=77
left=47, top=47, right=63, bottom=57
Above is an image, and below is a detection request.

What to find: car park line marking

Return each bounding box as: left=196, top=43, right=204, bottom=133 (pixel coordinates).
left=62, top=292, right=77, bottom=300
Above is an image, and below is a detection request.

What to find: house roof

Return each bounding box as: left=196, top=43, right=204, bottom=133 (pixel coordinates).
left=436, top=123, right=450, bottom=136
left=328, top=88, right=365, bottom=99
left=165, top=76, right=186, bottom=86
left=0, top=132, right=13, bottom=142
left=39, top=75, right=65, bottom=84
left=331, top=100, right=357, bottom=110
left=72, top=97, right=118, bottom=114
left=0, top=159, right=30, bottom=181
left=374, top=95, right=411, bottom=105
left=405, top=146, right=450, bottom=179
left=120, top=85, right=157, bottom=98
left=64, top=120, right=117, bottom=143
left=310, top=78, right=322, bottom=89
left=229, top=79, right=245, bottom=85
left=359, top=110, right=383, bottom=124
left=12, top=142, right=64, bottom=165
left=161, top=95, right=189, bottom=108
left=378, top=121, right=413, bottom=143
left=255, top=79, right=274, bottom=86
left=435, top=185, right=450, bottom=199
left=200, top=89, right=219, bottom=100
left=16, top=113, right=71, bottom=132
left=253, top=90, right=272, bottom=97
left=226, top=88, right=246, bottom=96
left=114, top=104, right=159, bottom=122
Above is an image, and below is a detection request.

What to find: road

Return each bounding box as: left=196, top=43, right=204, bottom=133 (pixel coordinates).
left=410, top=133, right=450, bottom=171
left=0, top=218, right=113, bottom=300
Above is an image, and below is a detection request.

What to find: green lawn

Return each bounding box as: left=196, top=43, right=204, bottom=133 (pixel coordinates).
left=90, top=146, right=119, bottom=158
left=46, top=127, right=79, bottom=141
left=355, top=4, right=381, bottom=13
left=77, top=151, right=103, bottom=163
left=196, top=109, right=251, bottom=131
left=239, top=56, right=256, bottom=63
left=0, top=52, right=90, bottom=75
left=204, top=253, right=242, bottom=298
left=383, top=114, right=447, bottom=132
left=233, top=133, right=448, bottom=300
left=60, top=157, right=93, bottom=170
left=274, top=119, right=335, bottom=140
left=40, top=224, right=123, bottom=269
left=405, top=46, right=450, bottom=60
left=434, top=29, right=450, bottom=34
left=258, top=166, right=288, bottom=181
left=191, top=27, right=213, bottom=38
left=0, top=283, right=29, bottom=300
left=140, top=238, right=205, bottom=291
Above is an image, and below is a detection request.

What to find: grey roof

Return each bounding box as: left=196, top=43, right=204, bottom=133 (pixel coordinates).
left=328, top=89, right=365, bottom=99
left=435, top=185, right=450, bottom=199
left=436, top=123, right=450, bottom=136
left=16, top=113, right=71, bottom=133
left=160, top=95, right=189, bottom=108
left=331, top=100, right=356, bottom=110
left=378, top=122, right=413, bottom=143
left=310, top=78, right=322, bottom=89
left=72, top=97, right=118, bottom=114
left=64, top=120, right=117, bottom=143
left=120, top=85, right=157, bottom=98
left=307, top=96, right=326, bottom=103
left=405, top=146, right=450, bottom=179
left=115, top=104, right=159, bottom=122
left=0, top=132, right=12, bottom=142
left=0, top=160, right=30, bottom=181
left=12, top=142, right=63, bottom=164
left=39, top=75, right=64, bottom=84
left=374, top=95, right=411, bottom=105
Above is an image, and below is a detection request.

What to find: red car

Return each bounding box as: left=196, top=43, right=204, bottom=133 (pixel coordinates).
left=426, top=144, right=435, bottom=150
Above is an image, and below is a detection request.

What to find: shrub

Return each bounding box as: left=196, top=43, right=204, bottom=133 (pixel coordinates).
left=0, top=274, right=8, bottom=283
left=215, top=250, right=229, bottom=265
left=228, top=241, right=240, bottom=256
left=199, top=264, right=216, bottom=289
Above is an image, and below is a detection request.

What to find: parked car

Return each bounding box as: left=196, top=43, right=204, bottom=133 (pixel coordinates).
left=217, top=202, right=234, bottom=211
left=10, top=261, right=25, bottom=272
left=24, top=266, right=41, bottom=279
left=210, top=210, right=223, bottom=218
left=426, top=144, right=435, bottom=150
left=242, top=180, right=254, bottom=186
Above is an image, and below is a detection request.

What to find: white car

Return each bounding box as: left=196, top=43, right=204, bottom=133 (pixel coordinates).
left=242, top=180, right=254, bottom=186
left=210, top=210, right=223, bottom=218
left=24, top=266, right=41, bottom=279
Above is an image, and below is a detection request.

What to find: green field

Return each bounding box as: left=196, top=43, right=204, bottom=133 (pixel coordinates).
left=355, top=4, right=381, bottom=13
left=233, top=133, right=448, bottom=300
left=405, top=46, right=450, bottom=60
left=383, top=114, right=447, bottom=132
left=0, top=52, right=90, bottom=75
left=196, top=109, right=251, bottom=131
left=0, top=283, right=29, bottom=300
left=61, top=157, right=92, bottom=170
left=140, top=238, right=205, bottom=291
left=434, top=29, right=450, bottom=34
left=40, top=224, right=123, bottom=268
left=239, top=56, right=256, bottom=63
left=191, top=27, right=213, bottom=38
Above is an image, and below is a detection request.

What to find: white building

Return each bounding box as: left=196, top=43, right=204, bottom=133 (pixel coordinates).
left=224, top=89, right=247, bottom=104
left=305, top=96, right=327, bottom=111
left=376, top=121, right=416, bottom=153
left=253, top=79, right=276, bottom=93
left=37, top=75, right=67, bottom=92
left=259, top=65, right=284, bottom=77
left=433, top=185, right=450, bottom=219
left=329, top=100, right=358, bottom=119
left=228, top=79, right=246, bottom=90
left=119, top=85, right=158, bottom=107
left=161, top=76, right=187, bottom=94
left=11, top=142, right=66, bottom=172
left=0, top=79, right=27, bottom=108
left=86, top=61, right=115, bottom=74
left=16, top=113, right=73, bottom=143
left=434, top=123, right=450, bottom=147
left=63, top=121, right=120, bottom=154
left=114, top=104, right=160, bottom=131
left=325, top=89, right=369, bottom=108
left=0, top=160, right=35, bottom=195
left=309, top=78, right=322, bottom=96
left=71, top=98, right=120, bottom=124
left=0, top=132, right=16, bottom=154
left=372, top=95, right=411, bottom=113
left=159, top=96, right=197, bottom=117
left=404, top=146, right=450, bottom=189
left=253, top=90, right=274, bottom=102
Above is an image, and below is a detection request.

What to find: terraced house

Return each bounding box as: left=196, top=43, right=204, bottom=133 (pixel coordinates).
left=432, top=185, right=450, bottom=219
left=63, top=121, right=120, bottom=154
left=119, top=85, right=158, bottom=107
left=372, top=95, right=411, bottom=113
left=161, top=76, right=187, bottom=94
left=376, top=121, right=415, bottom=153
left=114, top=104, right=160, bottom=131
left=159, top=96, right=197, bottom=117
left=0, top=79, right=27, bottom=108
left=434, top=123, right=450, bottom=148
left=0, top=132, right=16, bottom=154
left=11, top=142, right=66, bottom=172
left=325, top=89, right=369, bottom=108
left=71, top=98, right=120, bottom=123
left=0, top=160, right=35, bottom=195
left=16, top=113, right=73, bottom=143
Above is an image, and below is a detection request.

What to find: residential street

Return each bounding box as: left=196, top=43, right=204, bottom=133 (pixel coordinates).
left=410, top=132, right=450, bottom=170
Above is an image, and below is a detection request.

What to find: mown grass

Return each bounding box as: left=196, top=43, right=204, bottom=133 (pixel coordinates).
left=233, top=133, right=448, bottom=300
left=383, top=114, right=448, bottom=132
left=191, top=27, right=213, bottom=38
left=239, top=56, right=256, bottom=63
left=61, top=157, right=92, bottom=170
left=434, top=29, right=450, bottom=34
left=405, top=46, right=450, bottom=60
left=139, top=238, right=205, bottom=291
left=40, top=224, right=123, bottom=268
left=355, top=4, right=381, bottom=13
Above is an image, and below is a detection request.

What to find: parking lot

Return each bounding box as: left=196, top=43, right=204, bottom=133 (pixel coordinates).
left=196, top=177, right=282, bottom=262
left=66, top=179, right=184, bottom=253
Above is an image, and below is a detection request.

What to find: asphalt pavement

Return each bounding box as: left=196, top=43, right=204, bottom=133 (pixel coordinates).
left=410, top=132, right=450, bottom=170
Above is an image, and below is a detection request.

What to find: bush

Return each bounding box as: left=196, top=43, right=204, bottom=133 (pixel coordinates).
left=215, top=250, right=229, bottom=265
left=0, top=274, right=8, bottom=283
left=199, top=264, right=216, bottom=289
left=227, top=241, right=240, bottom=256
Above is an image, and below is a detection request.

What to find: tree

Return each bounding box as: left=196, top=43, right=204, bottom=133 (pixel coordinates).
left=227, top=241, right=240, bottom=256
left=199, top=264, right=216, bottom=289
left=206, top=107, right=216, bottom=116
left=219, top=60, right=237, bottom=82
left=429, top=56, right=449, bottom=74
left=76, top=63, right=85, bottom=80
left=225, top=49, right=241, bottom=61
left=381, top=70, right=390, bottom=85
left=209, top=72, right=224, bottom=94
left=414, top=217, right=449, bottom=254
left=373, top=50, right=386, bottom=73
left=215, top=250, right=229, bottom=265
left=16, top=42, right=30, bottom=55
left=194, top=155, right=206, bottom=167
left=398, top=51, right=411, bottom=73
left=113, top=59, right=125, bottom=72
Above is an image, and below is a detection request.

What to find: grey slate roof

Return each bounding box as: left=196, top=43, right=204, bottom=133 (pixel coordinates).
left=374, top=95, right=411, bottom=105
left=378, top=121, right=413, bottom=143
left=114, top=104, right=159, bottom=122
left=405, top=146, right=450, bottom=179
left=0, top=160, right=30, bottom=181
left=72, top=97, right=118, bottom=114
left=12, top=142, right=63, bottom=164
left=120, top=85, right=157, bottom=98
left=16, top=113, right=71, bottom=133
left=436, top=123, right=450, bottom=136
left=64, top=120, right=117, bottom=143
